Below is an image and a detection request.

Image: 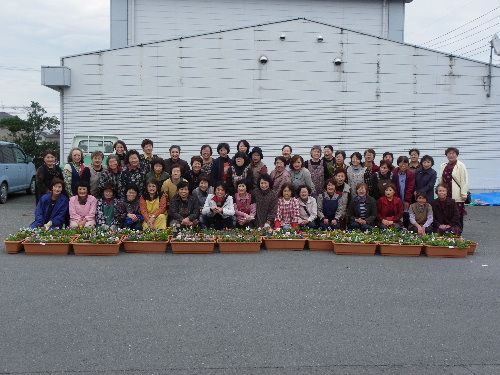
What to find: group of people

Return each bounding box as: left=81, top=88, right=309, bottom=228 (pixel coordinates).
left=32, top=139, right=469, bottom=236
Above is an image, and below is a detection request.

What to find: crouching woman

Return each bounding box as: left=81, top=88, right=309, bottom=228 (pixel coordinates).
left=69, top=181, right=97, bottom=228
left=201, top=182, right=235, bottom=229
left=117, top=184, right=144, bottom=230
left=140, top=179, right=168, bottom=230
left=169, top=181, right=200, bottom=228
left=377, top=183, right=403, bottom=229
left=31, top=178, right=69, bottom=230
left=96, top=184, right=120, bottom=230
left=431, top=184, right=462, bottom=235
left=348, top=183, right=377, bottom=231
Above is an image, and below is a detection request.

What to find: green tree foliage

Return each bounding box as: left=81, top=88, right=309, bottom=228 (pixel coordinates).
left=0, top=102, right=59, bottom=167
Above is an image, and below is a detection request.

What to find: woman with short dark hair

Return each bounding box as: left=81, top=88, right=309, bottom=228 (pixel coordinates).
left=290, top=155, right=315, bottom=195
left=113, top=140, right=128, bottom=167
left=119, top=150, right=147, bottom=198
left=201, top=182, right=235, bottom=229
left=270, top=156, right=291, bottom=195
left=415, top=155, right=437, bottom=203
left=69, top=181, right=97, bottom=228
left=98, top=155, right=122, bottom=199
left=31, top=178, right=68, bottom=230
left=297, top=184, right=318, bottom=228
left=281, top=145, right=293, bottom=168
left=253, top=174, right=277, bottom=228
left=431, top=184, right=462, bottom=235
left=35, top=149, right=63, bottom=203
left=89, top=150, right=105, bottom=197
left=409, top=148, right=421, bottom=170
left=117, top=184, right=144, bottom=230
left=346, top=152, right=366, bottom=197
left=211, top=143, right=232, bottom=187
left=140, top=178, right=168, bottom=229
left=200, top=144, right=214, bottom=177
left=145, top=157, right=170, bottom=189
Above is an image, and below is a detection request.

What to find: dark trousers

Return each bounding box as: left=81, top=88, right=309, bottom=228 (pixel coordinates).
left=204, top=215, right=234, bottom=230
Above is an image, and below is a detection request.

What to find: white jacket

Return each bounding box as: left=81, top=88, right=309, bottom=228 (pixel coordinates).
left=201, top=194, right=235, bottom=218
left=438, top=160, right=468, bottom=202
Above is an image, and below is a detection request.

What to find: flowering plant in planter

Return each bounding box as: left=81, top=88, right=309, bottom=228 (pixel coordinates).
left=379, top=229, right=423, bottom=245
left=24, top=229, right=75, bottom=244
left=6, top=228, right=36, bottom=242
left=74, top=229, right=121, bottom=244
left=172, top=229, right=216, bottom=242
left=422, top=234, right=468, bottom=249
left=217, top=229, right=261, bottom=243
left=125, top=228, right=175, bottom=242
left=331, top=230, right=379, bottom=244
left=304, top=229, right=343, bottom=240
left=264, top=228, right=305, bottom=239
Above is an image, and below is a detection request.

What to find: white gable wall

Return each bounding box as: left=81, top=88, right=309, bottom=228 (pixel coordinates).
left=63, top=19, right=500, bottom=190
left=119, top=0, right=407, bottom=47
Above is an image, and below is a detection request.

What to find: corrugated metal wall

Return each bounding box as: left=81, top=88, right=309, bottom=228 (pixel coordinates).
left=62, top=19, right=500, bottom=189
left=129, top=0, right=404, bottom=43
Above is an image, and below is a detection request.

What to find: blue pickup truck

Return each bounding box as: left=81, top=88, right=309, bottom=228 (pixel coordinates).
left=0, top=141, right=36, bottom=203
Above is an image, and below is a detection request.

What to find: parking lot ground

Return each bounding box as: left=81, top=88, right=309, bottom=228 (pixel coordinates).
left=1, top=194, right=499, bottom=375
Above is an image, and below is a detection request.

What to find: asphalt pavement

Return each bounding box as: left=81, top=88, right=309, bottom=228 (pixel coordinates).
left=1, top=193, right=499, bottom=375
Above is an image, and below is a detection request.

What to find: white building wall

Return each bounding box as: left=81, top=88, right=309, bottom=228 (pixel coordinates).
left=62, top=19, right=500, bottom=190
left=126, top=0, right=406, bottom=45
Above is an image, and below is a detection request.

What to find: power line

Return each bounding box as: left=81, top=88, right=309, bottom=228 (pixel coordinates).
left=460, top=44, right=490, bottom=56
left=429, top=15, right=500, bottom=47
left=423, top=6, right=499, bottom=45
left=0, top=65, right=40, bottom=72
left=429, top=22, right=500, bottom=48
left=452, top=35, right=495, bottom=53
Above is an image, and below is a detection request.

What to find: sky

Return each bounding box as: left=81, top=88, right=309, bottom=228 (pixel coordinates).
left=0, top=0, right=499, bottom=120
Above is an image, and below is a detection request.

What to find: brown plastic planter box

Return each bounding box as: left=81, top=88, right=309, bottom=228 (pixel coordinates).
left=424, top=245, right=467, bottom=258
left=264, top=238, right=306, bottom=251
left=217, top=240, right=261, bottom=253
left=23, top=242, right=71, bottom=255
left=72, top=242, right=121, bottom=256
left=123, top=241, right=168, bottom=253
left=171, top=241, right=215, bottom=254
left=334, top=242, right=376, bottom=255
left=307, top=239, right=334, bottom=251
left=467, top=242, right=478, bottom=255
left=4, top=240, right=24, bottom=254
left=379, top=244, right=423, bottom=257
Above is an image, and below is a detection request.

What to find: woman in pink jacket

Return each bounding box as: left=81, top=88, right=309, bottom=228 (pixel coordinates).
left=69, top=181, right=97, bottom=228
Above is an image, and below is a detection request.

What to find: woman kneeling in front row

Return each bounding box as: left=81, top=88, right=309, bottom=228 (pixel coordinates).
left=202, top=182, right=235, bottom=229
left=348, top=183, right=377, bottom=231
left=31, top=178, right=69, bottom=230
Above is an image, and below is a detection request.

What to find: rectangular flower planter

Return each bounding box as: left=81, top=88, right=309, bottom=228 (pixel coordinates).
left=4, top=240, right=23, bottom=254
left=424, top=245, right=467, bottom=258
left=72, top=242, right=121, bottom=256
left=170, top=241, right=215, bottom=254
left=307, top=239, right=334, bottom=251
left=379, top=244, right=423, bottom=257
left=264, top=238, right=306, bottom=251
left=334, top=242, right=376, bottom=255
left=123, top=241, right=168, bottom=253
left=217, top=241, right=261, bottom=253
left=467, top=242, right=478, bottom=255
left=23, top=242, right=71, bottom=255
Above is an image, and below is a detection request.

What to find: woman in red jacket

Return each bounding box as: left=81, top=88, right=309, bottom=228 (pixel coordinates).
left=377, top=183, right=404, bottom=229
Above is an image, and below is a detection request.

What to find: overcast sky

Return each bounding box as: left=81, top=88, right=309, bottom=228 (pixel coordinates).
left=1, top=0, right=499, bottom=119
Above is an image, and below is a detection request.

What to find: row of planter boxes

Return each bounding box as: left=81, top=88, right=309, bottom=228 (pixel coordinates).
left=5, top=238, right=477, bottom=257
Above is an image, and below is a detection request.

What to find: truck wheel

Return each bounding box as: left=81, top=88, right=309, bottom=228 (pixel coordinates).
left=0, top=182, right=7, bottom=204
